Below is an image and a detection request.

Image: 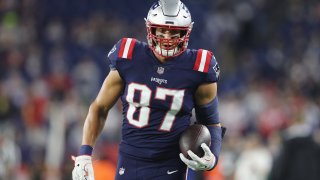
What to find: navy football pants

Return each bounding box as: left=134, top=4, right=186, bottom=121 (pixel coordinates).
left=115, top=152, right=198, bottom=180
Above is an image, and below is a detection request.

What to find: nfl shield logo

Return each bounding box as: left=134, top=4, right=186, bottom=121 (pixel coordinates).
left=119, top=167, right=125, bottom=175
left=157, top=67, right=165, bottom=74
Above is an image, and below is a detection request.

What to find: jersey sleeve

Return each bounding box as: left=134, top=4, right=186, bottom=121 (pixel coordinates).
left=107, top=38, right=137, bottom=70
left=193, top=49, right=220, bottom=83
left=206, top=54, right=220, bottom=83
left=107, top=39, right=122, bottom=70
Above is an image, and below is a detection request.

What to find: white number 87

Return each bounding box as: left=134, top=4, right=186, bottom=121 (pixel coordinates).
left=126, top=83, right=185, bottom=131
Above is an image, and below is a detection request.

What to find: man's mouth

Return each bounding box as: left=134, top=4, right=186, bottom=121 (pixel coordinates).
left=161, top=43, right=176, bottom=50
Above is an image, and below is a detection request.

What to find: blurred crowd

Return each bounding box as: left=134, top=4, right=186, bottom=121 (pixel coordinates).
left=0, top=0, right=319, bottom=179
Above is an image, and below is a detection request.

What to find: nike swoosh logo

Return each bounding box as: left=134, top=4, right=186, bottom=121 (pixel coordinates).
left=167, top=170, right=178, bottom=174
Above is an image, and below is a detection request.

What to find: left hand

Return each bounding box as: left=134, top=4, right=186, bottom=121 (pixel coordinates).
left=179, top=143, right=216, bottom=171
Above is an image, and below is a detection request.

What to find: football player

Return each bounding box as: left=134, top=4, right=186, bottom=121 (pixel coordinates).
left=72, top=0, right=225, bottom=179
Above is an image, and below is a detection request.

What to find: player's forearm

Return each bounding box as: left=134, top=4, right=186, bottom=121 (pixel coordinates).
left=81, top=102, right=108, bottom=146
left=194, top=95, right=226, bottom=170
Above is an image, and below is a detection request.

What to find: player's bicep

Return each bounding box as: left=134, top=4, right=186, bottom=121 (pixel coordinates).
left=95, top=70, right=124, bottom=111
left=194, top=83, right=217, bottom=106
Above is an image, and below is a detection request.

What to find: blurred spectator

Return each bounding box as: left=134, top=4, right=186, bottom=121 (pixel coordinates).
left=269, top=118, right=320, bottom=180
left=0, top=124, right=21, bottom=179
left=71, top=56, right=101, bottom=104
left=234, top=133, right=272, bottom=180
left=45, top=91, right=86, bottom=180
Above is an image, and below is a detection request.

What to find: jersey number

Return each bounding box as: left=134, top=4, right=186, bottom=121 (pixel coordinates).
left=126, top=83, right=185, bottom=131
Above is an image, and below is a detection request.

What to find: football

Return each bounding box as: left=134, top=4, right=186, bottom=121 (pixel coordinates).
left=179, top=124, right=211, bottom=159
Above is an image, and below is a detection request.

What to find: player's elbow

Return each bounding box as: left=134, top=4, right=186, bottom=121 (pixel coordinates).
left=89, top=100, right=108, bottom=120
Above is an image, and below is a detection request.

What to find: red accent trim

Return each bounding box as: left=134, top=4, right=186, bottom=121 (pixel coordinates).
left=203, top=51, right=212, bottom=73
left=127, top=39, right=136, bottom=60
left=193, top=49, right=203, bottom=71
left=118, top=38, right=127, bottom=58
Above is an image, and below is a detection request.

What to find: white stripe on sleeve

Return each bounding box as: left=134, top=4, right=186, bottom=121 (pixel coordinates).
left=122, top=38, right=132, bottom=58
left=198, top=50, right=208, bottom=72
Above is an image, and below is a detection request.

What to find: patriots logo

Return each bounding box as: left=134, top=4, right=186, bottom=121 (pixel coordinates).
left=213, top=63, right=220, bottom=79
left=108, top=45, right=116, bottom=57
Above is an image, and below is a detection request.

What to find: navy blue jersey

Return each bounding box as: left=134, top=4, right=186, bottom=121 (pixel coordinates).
left=108, top=38, right=220, bottom=160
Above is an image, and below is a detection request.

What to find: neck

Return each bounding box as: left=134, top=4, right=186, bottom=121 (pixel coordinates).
left=154, top=52, right=168, bottom=63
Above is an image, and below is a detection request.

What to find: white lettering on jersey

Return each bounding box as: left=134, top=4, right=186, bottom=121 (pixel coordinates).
left=151, top=77, right=168, bottom=85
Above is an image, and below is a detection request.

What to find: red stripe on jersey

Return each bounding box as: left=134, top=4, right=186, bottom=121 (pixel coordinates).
left=118, top=38, right=127, bottom=58
left=127, top=39, right=136, bottom=60
left=193, top=49, right=203, bottom=71
left=203, top=51, right=212, bottom=73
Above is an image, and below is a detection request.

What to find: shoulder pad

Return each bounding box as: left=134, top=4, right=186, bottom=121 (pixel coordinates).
left=108, top=38, right=137, bottom=70
left=118, top=38, right=137, bottom=60
left=193, top=49, right=213, bottom=73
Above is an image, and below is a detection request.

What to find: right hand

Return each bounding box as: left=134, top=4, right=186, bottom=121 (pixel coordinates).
left=179, top=143, right=216, bottom=171
left=72, top=155, right=95, bottom=180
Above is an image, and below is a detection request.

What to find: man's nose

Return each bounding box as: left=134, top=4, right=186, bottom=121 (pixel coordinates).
left=163, top=31, right=173, bottom=39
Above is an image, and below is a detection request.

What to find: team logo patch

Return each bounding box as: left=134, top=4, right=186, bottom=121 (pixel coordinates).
left=213, top=63, right=220, bottom=79
left=157, top=67, right=165, bottom=74
left=108, top=45, right=116, bottom=57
